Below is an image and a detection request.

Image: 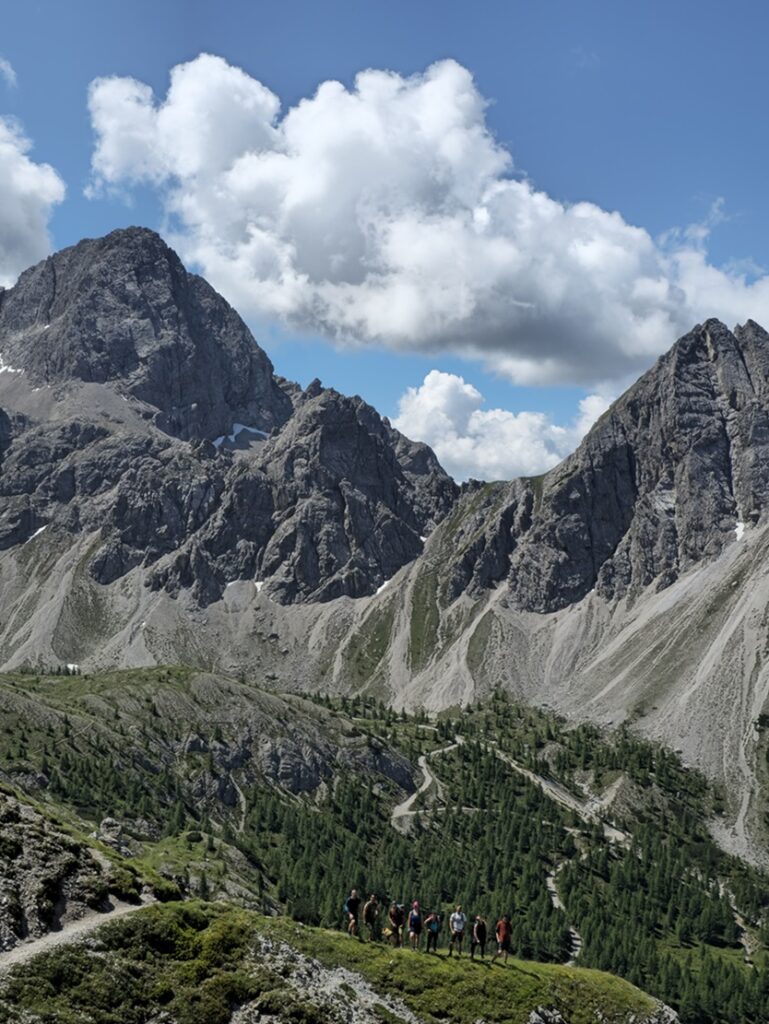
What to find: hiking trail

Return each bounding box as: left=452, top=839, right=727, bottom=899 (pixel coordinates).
left=545, top=862, right=583, bottom=965
left=391, top=740, right=462, bottom=831
left=0, top=897, right=155, bottom=975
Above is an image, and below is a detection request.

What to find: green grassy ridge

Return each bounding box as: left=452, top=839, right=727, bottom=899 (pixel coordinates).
left=342, top=596, right=397, bottom=685
left=263, top=915, right=660, bottom=1024
left=0, top=901, right=661, bottom=1024
left=264, top=917, right=663, bottom=1019
left=399, top=481, right=514, bottom=682
left=0, top=665, right=361, bottom=828
left=409, top=568, right=441, bottom=672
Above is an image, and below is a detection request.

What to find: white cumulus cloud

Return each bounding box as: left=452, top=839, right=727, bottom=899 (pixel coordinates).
left=0, top=118, right=65, bottom=287
left=0, top=58, right=17, bottom=89
left=393, top=370, right=612, bottom=481
left=87, top=53, right=769, bottom=389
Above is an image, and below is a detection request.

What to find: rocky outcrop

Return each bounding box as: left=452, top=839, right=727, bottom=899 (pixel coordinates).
left=171, top=685, right=414, bottom=798
left=237, top=934, right=424, bottom=1024
left=0, top=791, right=108, bottom=950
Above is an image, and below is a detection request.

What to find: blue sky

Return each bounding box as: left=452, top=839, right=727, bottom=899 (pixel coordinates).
left=2, top=0, right=769, bottom=479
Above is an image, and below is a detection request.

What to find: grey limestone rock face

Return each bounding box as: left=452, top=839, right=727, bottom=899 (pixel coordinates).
left=438, top=318, right=769, bottom=614
left=0, top=227, right=292, bottom=440
left=144, top=381, right=458, bottom=604
left=0, top=229, right=458, bottom=604
left=3, top=227, right=765, bottom=621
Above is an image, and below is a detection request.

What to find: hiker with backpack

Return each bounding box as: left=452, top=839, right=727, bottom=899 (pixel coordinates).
left=388, top=901, right=405, bottom=947
left=344, top=888, right=361, bottom=937
left=470, top=914, right=488, bottom=960
left=408, top=900, right=423, bottom=950
left=363, top=893, right=379, bottom=941
left=448, top=905, right=467, bottom=957
left=491, top=914, right=512, bottom=963
left=424, top=909, right=442, bottom=953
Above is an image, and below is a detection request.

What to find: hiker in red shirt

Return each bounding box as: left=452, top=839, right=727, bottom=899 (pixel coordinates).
left=491, top=914, right=512, bottom=964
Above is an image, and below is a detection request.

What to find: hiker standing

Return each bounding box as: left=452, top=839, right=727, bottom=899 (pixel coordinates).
left=344, top=888, right=361, bottom=937
left=470, top=915, right=488, bottom=960
left=389, top=901, right=405, bottom=947
left=491, top=914, right=512, bottom=963
left=363, top=893, right=379, bottom=941
left=424, top=909, right=442, bottom=953
left=448, top=905, right=467, bottom=957
left=408, top=900, right=423, bottom=950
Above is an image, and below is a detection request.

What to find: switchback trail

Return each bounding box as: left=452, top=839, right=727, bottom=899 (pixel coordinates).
left=391, top=740, right=462, bottom=831
left=391, top=735, right=627, bottom=846
left=487, top=744, right=629, bottom=845
left=0, top=898, right=154, bottom=975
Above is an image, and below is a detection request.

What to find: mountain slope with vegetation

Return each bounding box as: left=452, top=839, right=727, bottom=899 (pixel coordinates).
left=2, top=670, right=768, bottom=1021
left=3, top=230, right=769, bottom=869
left=0, top=901, right=674, bottom=1024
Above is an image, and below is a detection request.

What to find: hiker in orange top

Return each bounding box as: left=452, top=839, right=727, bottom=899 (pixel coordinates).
left=491, top=914, right=512, bottom=963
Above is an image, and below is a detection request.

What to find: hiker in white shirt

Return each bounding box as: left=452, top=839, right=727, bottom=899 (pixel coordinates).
left=448, top=905, right=467, bottom=957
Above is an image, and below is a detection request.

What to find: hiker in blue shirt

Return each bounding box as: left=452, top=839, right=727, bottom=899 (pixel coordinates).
left=424, top=909, right=442, bottom=953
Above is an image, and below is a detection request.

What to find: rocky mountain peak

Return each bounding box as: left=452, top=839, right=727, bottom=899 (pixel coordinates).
left=0, top=228, right=458, bottom=606
left=0, top=226, right=291, bottom=440
left=142, top=382, right=458, bottom=605
left=446, top=317, right=769, bottom=614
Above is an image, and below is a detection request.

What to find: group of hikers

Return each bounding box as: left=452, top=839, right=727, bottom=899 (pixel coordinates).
left=343, top=889, right=513, bottom=962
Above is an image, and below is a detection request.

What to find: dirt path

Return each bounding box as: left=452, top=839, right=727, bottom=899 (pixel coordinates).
left=0, top=898, right=154, bottom=975
left=545, top=863, right=582, bottom=965
left=391, top=741, right=461, bottom=831
left=717, top=880, right=756, bottom=962
left=487, top=744, right=629, bottom=845
left=231, top=774, right=248, bottom=834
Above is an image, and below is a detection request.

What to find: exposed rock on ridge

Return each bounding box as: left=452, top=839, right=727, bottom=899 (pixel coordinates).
left=0, top=790, right=108, bottom=951
left=149, top=383, right=457, bottom=603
